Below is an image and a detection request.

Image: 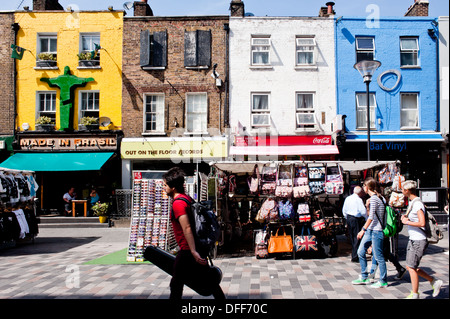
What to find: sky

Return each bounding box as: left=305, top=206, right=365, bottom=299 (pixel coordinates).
left=0, top=0, right=448, bottom=17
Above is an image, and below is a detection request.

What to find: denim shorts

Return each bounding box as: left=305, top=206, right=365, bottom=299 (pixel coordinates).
left=406, top=239, right=428, bottom=269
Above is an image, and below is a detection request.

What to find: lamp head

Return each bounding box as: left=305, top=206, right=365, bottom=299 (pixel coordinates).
left=354, top=60, right=381, bottom=83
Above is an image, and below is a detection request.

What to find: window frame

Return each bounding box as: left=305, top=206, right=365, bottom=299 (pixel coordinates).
left=355, top=37, right=375, bottom=62
left=78, top=90, right=100, bottom=120
left=251, top=36, right=271, bottom=66
left=355, top=92, right=377, bottom=130
left=79, top=32, right=101, bottom=60
left=400, top=37, right=419, bottom=67
left=251, top=92, right=271, bottom=128
left=36, top=91, right=57, bottom=123
left=400, top=92, right=420, bottom=129
left=143, top=93, right=165, bottom=133
left=295, top=36, right=316, bottom=66
left=295, top=92, right=316, bottom=129
left=185, top=93, right=208, bottom=134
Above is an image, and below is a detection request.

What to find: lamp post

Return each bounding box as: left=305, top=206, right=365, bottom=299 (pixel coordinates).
left=353, top=60, right=381, bottom=161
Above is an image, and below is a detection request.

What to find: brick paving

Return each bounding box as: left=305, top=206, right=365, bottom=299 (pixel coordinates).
left=0, top=227, right=448, bottom=300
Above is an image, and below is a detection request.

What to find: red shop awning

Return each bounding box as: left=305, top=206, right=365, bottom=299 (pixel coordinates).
left=229, top=145, right=339, bottom=156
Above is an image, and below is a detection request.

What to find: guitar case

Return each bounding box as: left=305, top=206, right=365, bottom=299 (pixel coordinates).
left=143, top=245, right=223, bottom=297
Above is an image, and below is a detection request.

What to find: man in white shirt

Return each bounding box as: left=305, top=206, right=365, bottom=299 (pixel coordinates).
left=401, top=180, right=443, bottom=299
left=342, top=186, right=367, bottom=262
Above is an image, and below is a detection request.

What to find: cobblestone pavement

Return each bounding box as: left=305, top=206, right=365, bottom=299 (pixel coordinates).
left=0, top=227, right=448, bottom=300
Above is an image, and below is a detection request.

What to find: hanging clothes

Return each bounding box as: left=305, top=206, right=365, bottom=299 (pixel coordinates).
left=12, top=209, right=29, bottom=239
left=26, top=174, right=39, bottom=198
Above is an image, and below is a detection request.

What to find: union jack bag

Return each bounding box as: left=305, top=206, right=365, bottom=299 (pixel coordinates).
left=294, top=227, right=317, bottom=252
left=298, top=214, right=311, bottom=223
left=312, top=219, right=326, bottom=231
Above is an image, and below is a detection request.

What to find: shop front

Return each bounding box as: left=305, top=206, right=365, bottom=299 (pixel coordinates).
left=341, top=132, right=445, bottom=187
left=0, top=131, right=122, bottom=214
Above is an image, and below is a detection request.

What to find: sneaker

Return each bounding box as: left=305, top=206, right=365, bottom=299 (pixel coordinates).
left=352, top=276, right=370, bottom=285
left=431, top=279, right=443, bottom=297
left=395, top=268, right=406, bottom=280
left=370, top=281, right=388, bottom=288
left=405, top=292, right=419, bottom=299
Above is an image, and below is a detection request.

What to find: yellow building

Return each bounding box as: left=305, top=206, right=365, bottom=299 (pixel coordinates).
left=15, top=10, right=123, bottom=131
left=1, top=4, right=124, bottom=213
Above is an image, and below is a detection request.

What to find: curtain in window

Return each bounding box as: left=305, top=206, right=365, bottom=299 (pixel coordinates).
left=252, top=95, right=268, bottom=110
left=401, top=94, right=418, bottom=127
left=187, top=94, right=207, bottom=132
left=356, top=94, right=376, bottom=129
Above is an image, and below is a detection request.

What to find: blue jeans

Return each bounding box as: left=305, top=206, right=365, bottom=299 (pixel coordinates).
left=357, top=229, right=387, bottom=284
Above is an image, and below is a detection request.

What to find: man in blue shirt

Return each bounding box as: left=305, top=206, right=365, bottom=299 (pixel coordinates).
left=342, top=186, right=367, bottom=262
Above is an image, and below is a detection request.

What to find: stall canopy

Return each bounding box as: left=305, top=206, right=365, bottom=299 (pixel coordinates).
left=0, top=152, right=114, bottom=172
left=210, top=160, right=398, bottom=174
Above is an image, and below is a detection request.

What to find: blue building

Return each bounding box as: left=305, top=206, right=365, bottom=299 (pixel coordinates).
left=335, top=16, right=444, bottom=187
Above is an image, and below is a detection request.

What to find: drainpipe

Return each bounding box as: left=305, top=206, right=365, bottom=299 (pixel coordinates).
left=223, top=23, right=230, bottom=128
left=11, top=22, right=20, bottom=139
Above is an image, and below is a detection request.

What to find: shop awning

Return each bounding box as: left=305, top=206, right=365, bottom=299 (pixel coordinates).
left=229, top=145, right=339, bottom=156
left=346, top=132, right=445, bottom=142
left=0, top=152, right=114, bottom=172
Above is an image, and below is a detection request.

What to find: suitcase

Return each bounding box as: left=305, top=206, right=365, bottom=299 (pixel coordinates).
left=143, top=245, right=223, bottom=296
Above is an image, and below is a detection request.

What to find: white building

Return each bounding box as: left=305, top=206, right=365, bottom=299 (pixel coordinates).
left=228, top=15, right=338, bottom=159
left=439, top=16, right=449, bottom=187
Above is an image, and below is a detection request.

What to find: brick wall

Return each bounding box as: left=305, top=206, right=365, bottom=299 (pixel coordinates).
left=122, top=16, right=229, bottom=137
left=0, top=13, right=15, bottom=135
left=405, top=0, right=429, bottom=16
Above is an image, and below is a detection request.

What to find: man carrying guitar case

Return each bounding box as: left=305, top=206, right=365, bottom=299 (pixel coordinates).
left=144, top=167, right=225, bottom=300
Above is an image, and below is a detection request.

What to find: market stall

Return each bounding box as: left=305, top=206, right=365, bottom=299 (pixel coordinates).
left=209, top=160, right=402, bottom=259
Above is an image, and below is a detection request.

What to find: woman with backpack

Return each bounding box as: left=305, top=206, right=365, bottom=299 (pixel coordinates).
left=400, top=180, right=443, bottom=299
left=352, top=177, right=388, bottom=288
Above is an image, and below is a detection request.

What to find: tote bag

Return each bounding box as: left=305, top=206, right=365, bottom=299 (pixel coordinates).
left=268, top=227, right=293, bottom=254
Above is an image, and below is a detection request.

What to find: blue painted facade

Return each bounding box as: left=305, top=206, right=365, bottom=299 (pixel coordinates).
left=335, top=16, right=440, bottom=141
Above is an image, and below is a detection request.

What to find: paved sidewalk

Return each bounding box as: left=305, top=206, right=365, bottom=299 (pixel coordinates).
left=0, top=226, right=448, bottom=300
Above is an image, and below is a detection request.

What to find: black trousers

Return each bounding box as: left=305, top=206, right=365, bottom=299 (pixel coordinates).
left=170, top=250, right=225, bottom=300
left=347, top=215, right=366, bottom=261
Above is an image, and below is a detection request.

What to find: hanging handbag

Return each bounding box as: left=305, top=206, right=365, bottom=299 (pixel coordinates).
left=260, top=165, right=277, bottom=195
left=312, top=218, right=326, bottom=231
left=325, top=165, right=344, bottom=195
left=298, top=214, right=311, bottom=223
left=391, top=173, right=405, bottom=192
left=248, top=164, right=260, bottom=195
left=278, top=199, right=294, bottom=220
left=294, top=226, right=318, bottom=252
left=257, top=198, right=277, bottom=221
left=389, top=191, right=405, bottom=208
left=275, top=164, right=293, bottom=198
left=297, top=203, right=310, bottom=215
left=268, top=227, right=293, bottom=254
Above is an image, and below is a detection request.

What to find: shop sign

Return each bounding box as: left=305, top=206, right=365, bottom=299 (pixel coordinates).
left=121, top=138, right=228, bottom=160
left=370, top=142, right=407, bottom=153
left=235, top=135, right=332, bottom=147
left=18, top=135, right=118, bottom=151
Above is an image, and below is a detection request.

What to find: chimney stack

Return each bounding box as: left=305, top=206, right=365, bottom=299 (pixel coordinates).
left=134, top=0, right=153, bottom=16
left=230, top=0, right=245, bottom=17
left=319, top=2, right=335, bottom=17
left=405, top=0, right=429, bottom=16
left=33, top=0, right=63, bottom=10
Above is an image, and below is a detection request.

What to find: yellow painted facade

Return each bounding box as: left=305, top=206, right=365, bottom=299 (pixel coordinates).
left=14, top=11, right=123, bottom=130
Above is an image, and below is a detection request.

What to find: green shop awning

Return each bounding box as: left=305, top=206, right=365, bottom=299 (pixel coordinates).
left=0, top=152, right=114, bottom=172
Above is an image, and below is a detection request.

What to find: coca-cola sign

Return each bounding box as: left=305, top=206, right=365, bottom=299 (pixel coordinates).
left=235, top=135, right=332, bottom=146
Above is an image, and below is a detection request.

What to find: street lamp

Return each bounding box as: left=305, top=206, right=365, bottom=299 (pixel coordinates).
left=353, top=59, right=381, bottom=161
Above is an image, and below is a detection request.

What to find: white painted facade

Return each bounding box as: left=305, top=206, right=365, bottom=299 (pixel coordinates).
left=229, top=16, right=336, bottom=137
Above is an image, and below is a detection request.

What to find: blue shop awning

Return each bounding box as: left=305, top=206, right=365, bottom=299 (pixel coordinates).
left=345, top=132, right=445, bottom=142
left=0, top=152, right=114, bottom=172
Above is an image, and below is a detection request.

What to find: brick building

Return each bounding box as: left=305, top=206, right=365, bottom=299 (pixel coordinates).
left=120, top=0, right=229, bottom=187
left=0, top=12, right=16, bottom=160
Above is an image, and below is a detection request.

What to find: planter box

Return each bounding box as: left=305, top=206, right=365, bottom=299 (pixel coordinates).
left=78, top=124, right=100, bottom=131
left=36, top=124, right=55, bottom=132
left=78, top=60, right=100, bottom=67
left=36, top=60, right=57, bottom=68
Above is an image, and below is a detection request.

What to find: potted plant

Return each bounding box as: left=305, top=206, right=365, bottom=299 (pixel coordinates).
left=77, top=52, right=100, bottom=67
left=91, top=202, right=109, bottom=223
left=79, top=116, right=99, bottom=131
left=36, top=53, right=57, bottom=67
left=35, top=116, right=55, bottom=131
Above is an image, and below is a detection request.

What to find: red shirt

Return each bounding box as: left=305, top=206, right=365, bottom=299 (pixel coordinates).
left=171, top=194, right=192, bottom=251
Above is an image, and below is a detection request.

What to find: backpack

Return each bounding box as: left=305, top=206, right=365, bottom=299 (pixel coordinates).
left=374, top=196, right=399, bottom=237
left=406, top=198, right=444, bottom=244
left=172, top=197, right=220, bottom=257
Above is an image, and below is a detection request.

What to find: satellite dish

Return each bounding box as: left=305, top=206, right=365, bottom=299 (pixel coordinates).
left=99, top=117, right=111, bottom=127
left=123, top=2, right=134, bottom=10
left=245, top=12, right=255, bottom=16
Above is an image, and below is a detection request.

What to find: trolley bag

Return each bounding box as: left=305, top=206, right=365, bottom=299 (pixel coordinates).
left=275, top=164, right=293, bottom=198
left=143, top=245, right=223, bottom=297
left=325, top=165, right=344, bottom=195
left=260, top=165, right=277, bottom=195
left=294, top=226, right=318, bottom=252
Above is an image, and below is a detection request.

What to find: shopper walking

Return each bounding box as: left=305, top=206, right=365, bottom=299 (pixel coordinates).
left=342, top=186, right=367, bottom=262
left=162, top=167, right=225, bottom=300
left=352, top=177, right=388, bottom=288
left=400, top=180, right=443, bottom=299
